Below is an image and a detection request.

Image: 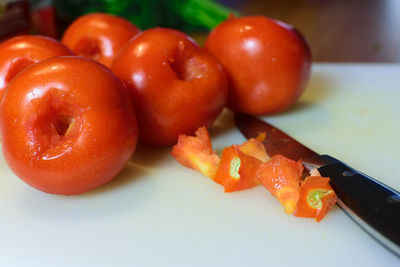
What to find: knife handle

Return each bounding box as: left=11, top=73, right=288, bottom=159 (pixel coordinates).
left=317, top=155, right=400, bottom=256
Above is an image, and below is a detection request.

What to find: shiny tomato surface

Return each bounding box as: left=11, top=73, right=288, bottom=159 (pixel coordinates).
left=0, top=56, right=138, bottom=195
left=205, top=15, right=311, bottom=115
left=0, top=35, right=73, bottom=100
left=111, top=28, right=228, bottom=146
left=62, top=13, right=140, bottom=67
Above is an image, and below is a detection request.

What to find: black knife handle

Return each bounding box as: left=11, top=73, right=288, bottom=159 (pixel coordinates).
left=317, top=155, right=400, bottom=256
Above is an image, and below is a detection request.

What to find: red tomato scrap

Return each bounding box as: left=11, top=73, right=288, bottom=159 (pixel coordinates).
left=212, top=145, right=262, bottom=192
left=171, top=126, right=219, bottom=178
left=256, top=154, right=303, bottom=214
left=238, top=134, right=269, bottom=163
left=294, top=176, right=337, bottom=222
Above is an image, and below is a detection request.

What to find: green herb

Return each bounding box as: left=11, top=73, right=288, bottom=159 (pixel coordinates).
left=54, top=0, right=238, bottom=33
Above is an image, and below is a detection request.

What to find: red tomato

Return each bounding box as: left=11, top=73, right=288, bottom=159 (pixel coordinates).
left=111, top=28, right=228, bottom=146
left=205, top=15, right=311, bottom=115
left=0, top=35, right=73, bottom=100
left=61, top=13, right=140, bottom=67
left=0, top=56, right=138, bottom=195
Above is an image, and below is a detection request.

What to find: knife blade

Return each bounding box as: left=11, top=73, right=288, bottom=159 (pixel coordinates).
left=234, top=113, right=400, bottom=257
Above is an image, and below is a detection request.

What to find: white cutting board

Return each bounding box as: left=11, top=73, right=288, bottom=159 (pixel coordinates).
left=0, top=64, right=399, bottom=266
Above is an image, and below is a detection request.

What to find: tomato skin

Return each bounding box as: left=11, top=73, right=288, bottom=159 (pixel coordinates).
left=62, top=13, right=140, bottom=67
left=111, top=28, right=228, bottom=146
left=0, top=35, right=73, bottom=100
left=205, top=15, right=311, bottom=115
left=0, top=56, right=138, bottom=195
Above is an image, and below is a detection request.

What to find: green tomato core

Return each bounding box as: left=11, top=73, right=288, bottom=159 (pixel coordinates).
left=229, top=157, right=241, bottom=180
left=307, top=189, right=333, bottom=209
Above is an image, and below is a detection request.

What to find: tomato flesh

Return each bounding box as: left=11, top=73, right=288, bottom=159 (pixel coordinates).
left=213, top=145, right=261, bottom=192
left=171, top=126, right=219, bottom=178
left=257, top=154, right=303, bottom=214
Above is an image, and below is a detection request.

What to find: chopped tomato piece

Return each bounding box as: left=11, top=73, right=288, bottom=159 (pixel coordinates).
left=257, top=154, right=303, bottom=214
left=294, top=176, right=337, bottom=222
left=213, top=145, right=262, bottom=192
left=239, top=137, right=270, bottom=163
left=171, top=126, right=219, bottom=178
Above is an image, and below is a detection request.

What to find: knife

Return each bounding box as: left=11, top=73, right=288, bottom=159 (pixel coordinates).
left=234, top=113, right=400, bottom=256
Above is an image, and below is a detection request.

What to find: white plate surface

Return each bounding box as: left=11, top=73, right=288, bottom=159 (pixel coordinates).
left=1, top=63, right=399, bottom=266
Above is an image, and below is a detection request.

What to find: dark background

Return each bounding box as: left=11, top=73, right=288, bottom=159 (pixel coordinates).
left=207, top=0, right=400, bottom=62
left=2, top=0, right=399, bottom=62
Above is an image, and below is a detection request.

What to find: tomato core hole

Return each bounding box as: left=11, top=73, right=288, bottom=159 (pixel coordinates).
left=169, top=58, right=187, bottom=81
left=169, top=57, right=206, bottom=82
left=54, top=116, right=75, bottom=137
left=74, top=38, right=101, bottom=61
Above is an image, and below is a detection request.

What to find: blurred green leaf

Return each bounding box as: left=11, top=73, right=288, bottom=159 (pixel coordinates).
left=54, top=0, right=239, bottom=33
